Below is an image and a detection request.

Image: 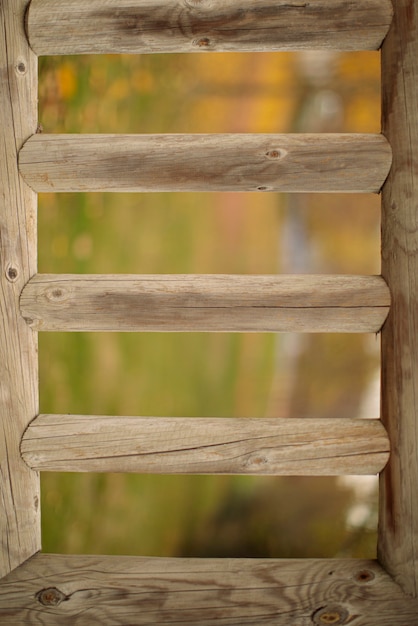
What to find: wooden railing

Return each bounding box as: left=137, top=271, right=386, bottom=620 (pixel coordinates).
left=1, top=0, right=418, bottom=623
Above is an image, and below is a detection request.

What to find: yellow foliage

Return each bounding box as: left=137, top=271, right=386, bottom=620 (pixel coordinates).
left=107, top=77, right=131, bottom=101
left=337, top=52, right=380, bottom=81
left=56, top=61, right=77, bottom=100
left=345, top=95, right=381, bottom=132
left=50, top=234, right=69, bottom=258
left=132, top=67, right=155, bottom=93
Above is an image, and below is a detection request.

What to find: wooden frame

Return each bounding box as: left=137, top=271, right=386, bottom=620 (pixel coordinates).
left=1, top=0, right=418, bottom=623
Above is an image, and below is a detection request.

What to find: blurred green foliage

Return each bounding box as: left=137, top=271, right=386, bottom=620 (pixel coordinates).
left=38, top=51, right=381, bottom=558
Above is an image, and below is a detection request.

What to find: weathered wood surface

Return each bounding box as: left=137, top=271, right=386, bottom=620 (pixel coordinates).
left=0, top=0, right=40, bottom=578
left=26, top=0, right=393, bottom=55
left=20, top=274, right=390, bottom=333
left=18, top=134, right=392, bottom=194
left=379, top=0, right=418, bottom=599
left=21, top=415, right=390, bottom=476
left=1, top=554, right=418, bottom=625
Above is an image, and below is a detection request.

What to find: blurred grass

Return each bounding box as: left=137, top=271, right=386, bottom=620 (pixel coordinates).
left=38, top=51, right=381, bottom=557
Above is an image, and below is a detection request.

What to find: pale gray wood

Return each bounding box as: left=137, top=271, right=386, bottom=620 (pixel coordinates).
left=0, top=0, right=40, bottom=578
left=21, top=415, right=390, bottom=476
left=18, top=133, right=392, bottom=194
left=20, top=274, right=390, bottom=333
left=379, top=0, right=418, bottom=599
left=1, top=554, right=418, bottom=625
left=26, top=0, right=393, bottom=54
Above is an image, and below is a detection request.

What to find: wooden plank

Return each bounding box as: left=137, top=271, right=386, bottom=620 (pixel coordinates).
left=26, top=0, right=393, bottom=55
left=18, top=133, right=392, bottom=194
left=0, top=0, right=40, bottom=578
left=20, top=274, right=391, bottom=333
left=379, top=0, right=418, bottom=599
left=21, top=415, right=390, bottom=476
left=1, top=554, right=418, bottom=625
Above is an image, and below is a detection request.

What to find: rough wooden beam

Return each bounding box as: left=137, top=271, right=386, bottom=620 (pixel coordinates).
left=1, top=554, right=418, bottom=625
left=20, top=274, right=391, bottom=333
left=0, top=0, right=40, bottom=578
left=26, top=0, right=393, bottom=55
left=21, top=415, right=390, bottom=476
left=379, top=0, right=418, bottom=599
left=18, top=134, right=392, bottom=194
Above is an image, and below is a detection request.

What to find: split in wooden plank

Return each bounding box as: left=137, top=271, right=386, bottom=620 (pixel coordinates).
left=20, top=415, right=390, bottom=476
left=1, top=554, right=418, bottom=625
left=26, top=0, right=393, bottom=55
left=18, top=133, right=392, bottom=194
left=20, top=274, right=391, bottom=333
left=0, top=0, right=40, bottom=578
left=379, top=0, right=418, bottom=599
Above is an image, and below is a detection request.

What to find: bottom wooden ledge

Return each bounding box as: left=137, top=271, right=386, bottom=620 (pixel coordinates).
left=1, top=554, right=417, bottom=625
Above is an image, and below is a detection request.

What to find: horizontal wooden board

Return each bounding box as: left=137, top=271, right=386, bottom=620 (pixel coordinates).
left=26, top=0, right=393, bottom=54
left=21, top=415, right=390, bottom=475
left=1, top=554, right=417, bottom=625
left=19, top=134, right=392, bottom=194
left=20, top=274, right=390, bottom=333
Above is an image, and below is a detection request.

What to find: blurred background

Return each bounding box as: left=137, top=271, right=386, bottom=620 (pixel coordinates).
left=38, top=49, right=382, bottom=558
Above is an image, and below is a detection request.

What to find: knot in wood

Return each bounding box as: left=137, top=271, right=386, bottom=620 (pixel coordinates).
left=6, top=266, right=18, bottom=282
left=194, top=37, right=210, bottom=47
left=46, top=287, right=67, bottom=302
left=265, top=149, right=286, bottom=159
left=312, top=605, right=349, bottom=625
left=16, top=60, right=27, bottom=75
left=355, top=569, right=375, bottom=583
left=36, top=587, right=67, bottom=606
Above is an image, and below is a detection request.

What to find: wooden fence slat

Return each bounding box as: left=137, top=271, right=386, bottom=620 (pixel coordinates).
left=26, top=0, right=393, bottom=55
left=18, top=134, right=392, bottom=194
left=0, top=0, right=40, bottom=578
left=379, top=0, right=418, bottom=598
left=21, top=415, right=390, bottom=476
left=20, top=274, right=390, bottom=333
left=1, top=554, right=418, bottom=625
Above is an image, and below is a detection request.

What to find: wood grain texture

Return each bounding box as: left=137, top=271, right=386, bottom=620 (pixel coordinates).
left=21, top=415, right=390, bottom=476
left=18, top=133, right=392, bottom=194
left=0, top=0, right=40, bottom=578
left=20, top=274, right=391, bottom=333
left=1, top=554, right=418, bottom=625
left=379, top=0, right=418, bottom=599
left=26, top=0, right=393, bottom=54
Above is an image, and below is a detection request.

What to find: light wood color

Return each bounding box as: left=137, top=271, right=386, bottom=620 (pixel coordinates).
left=18, top=133, right=392, bottom=194
left=21, top=415, right=390, bottom=476
left=26, top=0, right=393, bottom=55
left=0, top=0, right=40, bottom=578
left=379, top=0, right=418, bottom=599
left=20, top=274, right=391, bottom=333
left=1, top=554, right=418, bottom=625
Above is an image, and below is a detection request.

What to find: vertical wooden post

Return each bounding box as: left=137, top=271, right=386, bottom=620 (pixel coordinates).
left=379, top=0, right=418, bottom=598
left=0, top=0, right=40, bottom=576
